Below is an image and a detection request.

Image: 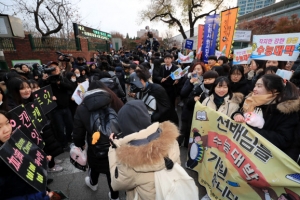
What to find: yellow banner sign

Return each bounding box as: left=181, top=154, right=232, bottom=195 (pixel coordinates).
left=187, top=102, right=300, bottom=200
left=218, top=8, right=238, bottom=57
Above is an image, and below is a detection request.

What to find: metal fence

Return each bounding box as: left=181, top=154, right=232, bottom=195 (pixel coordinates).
left=88, top=41, right=109, bottom=52
left=29, top=34, right=79, bottom=51
left=0, top=38, right=15, bottom=51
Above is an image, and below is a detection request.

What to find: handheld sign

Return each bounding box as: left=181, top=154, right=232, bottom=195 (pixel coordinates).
left=72, top=80, right=89, bottom=105
left=32, top=85, right=57, bottom=114
left=25, top=99, right=47, bottom=132
left=185, top=39, right=194, bottom=50
left=9, top=105, right=44, bottom=149
left=0, top=129, right=47, bottom=192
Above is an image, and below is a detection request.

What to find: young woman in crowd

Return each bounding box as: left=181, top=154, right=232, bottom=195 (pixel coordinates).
left=202, top=76, right=244, bottom=117
left=72, top=81, right=123, bottom=200
left=28, top=79, right=41, bottom=92
left=265, top=60, right=287, bottom=69
left=65, top=72, right=78, bottom=118
left=0, top=110, right=54, bottom=199
left=229, top=65, right=250, bottom=96
left=6, top=77, right=34, bottom=109
left=0, top=87, right=9, bottom=111
left=179, top=62, right=206, bottom=146
left=247, top=59, right=266, bottom=90
left=74, top=68, right=85, bottom=83
left=233, top=74, right=300, bottom=161
left=182, top=70, right=219, bottom=148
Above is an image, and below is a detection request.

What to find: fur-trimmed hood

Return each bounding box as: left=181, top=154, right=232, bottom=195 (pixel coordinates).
left=277, top=98, right=300, bottom=114
left=114, top=121, right=180, bottom=172
left=230, top=92, right=244, bottom=104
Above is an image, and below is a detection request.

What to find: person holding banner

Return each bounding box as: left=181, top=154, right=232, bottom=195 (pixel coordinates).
left=233, top=74, right=300, bottom=161
left=179, top=62, right=206, bottom=146
left=202, top=77, right=244, bottom=117
left=0, top=111, right=54, bottom=199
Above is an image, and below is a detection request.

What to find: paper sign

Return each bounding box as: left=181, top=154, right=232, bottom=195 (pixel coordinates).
left=178, top=52, right=194, bottom=64
left=8, top=105, right=44, bottom=149
left=188, top=102, right=300, bottom=200
left=185, top=39, right=194, bottom=50
left=276, top=69, right=293, bottom=81
left=215, top=51, right=222, bottom=59
left=233, top=47, right=252, bottom=65
left=72, top=80, right=89, bottom=105
left=33, top=85, right=57, bottom=114
left=0, top=129, right=47, bottom=192
left=251, top=33, right=300, bottom=61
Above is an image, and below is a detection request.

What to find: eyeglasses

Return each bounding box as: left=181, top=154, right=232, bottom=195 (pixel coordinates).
left=231, top=74, right=242, bottom=77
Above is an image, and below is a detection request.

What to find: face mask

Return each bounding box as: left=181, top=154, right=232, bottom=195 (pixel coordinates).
left=75, top=74, right=80, bottom=77
left=0, top=101, right=3, bottom=106
left=204, top=83, right=214, bottom=90
left=71, top=78, right=76, bottom=82
left=130, top=84, right=143, bottom=93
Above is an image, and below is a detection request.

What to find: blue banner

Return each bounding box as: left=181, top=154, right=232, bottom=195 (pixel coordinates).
left=201, top=14, right=220, bottom=63
left=185, top=39, right=194, bottom=50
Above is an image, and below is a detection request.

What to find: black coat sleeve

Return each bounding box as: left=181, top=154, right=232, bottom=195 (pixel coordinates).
left=251, top=112, right=299, bottom=151
left=151, top=85, right=171, bottom=122
left=180, top=79, right=194, bottom=99
left=73, top=106, right=88, bottom=148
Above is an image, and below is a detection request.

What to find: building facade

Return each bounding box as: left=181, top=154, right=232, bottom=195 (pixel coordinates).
left=238, top=0, right=275, bottom=16
left=238, top=0, right=300, bottom=22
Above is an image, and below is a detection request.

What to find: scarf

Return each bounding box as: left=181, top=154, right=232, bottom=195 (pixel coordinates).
left=213, top=93, right=227, bottom=110
left=243, top=93, right=277, bottom=113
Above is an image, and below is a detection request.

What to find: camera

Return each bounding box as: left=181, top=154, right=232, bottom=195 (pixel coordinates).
left=32, top=63, right=56, bottom=76
left=56, top=51, right=71, bottom=62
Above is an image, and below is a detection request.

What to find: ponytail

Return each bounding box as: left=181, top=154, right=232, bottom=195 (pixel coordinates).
left=278, top=80, right=299, bottom=103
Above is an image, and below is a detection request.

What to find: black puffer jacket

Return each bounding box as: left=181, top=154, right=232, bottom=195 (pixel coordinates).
left=233, top=98, right=300, bottom=162
left=73, top=89, right=114, bottom=172
left=230, top=77, right=251, bottom=97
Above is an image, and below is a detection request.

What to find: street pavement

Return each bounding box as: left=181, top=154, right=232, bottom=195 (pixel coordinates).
left=48, top=147, right=207, bottom=200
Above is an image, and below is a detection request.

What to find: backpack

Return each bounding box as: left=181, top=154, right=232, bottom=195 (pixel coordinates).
left=154, top=162, right=199, bottom=200
left=89, top=107, right=121, bottom=158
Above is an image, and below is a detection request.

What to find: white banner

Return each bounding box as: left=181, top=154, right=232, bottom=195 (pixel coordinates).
left=251, top=33, right=300, bottom=61
left=234, top=30, right=252, bottom=42
left=233, top=47, right=252, bottom=65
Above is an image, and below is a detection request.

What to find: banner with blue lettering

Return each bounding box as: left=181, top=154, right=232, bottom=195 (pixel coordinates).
left=201, top=14, right=220, bottom=63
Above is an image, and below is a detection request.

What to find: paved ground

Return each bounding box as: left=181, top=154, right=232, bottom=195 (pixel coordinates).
left=48, top=147, right=207, bottom=200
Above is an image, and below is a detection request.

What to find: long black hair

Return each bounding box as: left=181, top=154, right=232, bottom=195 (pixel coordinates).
left=0, top=87, right=9, bottom=111
left=6, top=77, right=33, bottom=106
left=229, top=65, right=245, bottom=81
left=209, top=76, right=232, bottom=99
left=260, top=74, right=299, bottom=103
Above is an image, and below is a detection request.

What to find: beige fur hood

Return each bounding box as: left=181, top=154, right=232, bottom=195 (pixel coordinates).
left=113, top=121, right=180, bottom=172
left=231, top=92, right=244, bottom=104
left=277, top=98, right=300, bottom=114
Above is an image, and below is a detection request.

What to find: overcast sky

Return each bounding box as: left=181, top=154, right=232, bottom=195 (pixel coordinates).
left=4, top=0, right=282, bottom=38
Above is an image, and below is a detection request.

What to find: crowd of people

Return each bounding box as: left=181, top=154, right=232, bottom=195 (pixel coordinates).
left=0, top=41, right=300, bottom=200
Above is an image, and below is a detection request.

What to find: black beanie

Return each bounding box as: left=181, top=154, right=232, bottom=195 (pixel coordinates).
left=203, top=70, right=219, bottom=79
left=208, top=55, right=217, bottom=62
left=218, top=56, right=228, bottom=64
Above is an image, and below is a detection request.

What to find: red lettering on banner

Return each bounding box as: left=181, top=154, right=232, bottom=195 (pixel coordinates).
left=265, top=46, right=274, bottom=56
left=207, top=131, right=270, bottom=188
left=274, top=45, right=284, bottom=56
left=284, top=45, right=295, bottom=56
left=257, top=46, right=265, bottom=55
